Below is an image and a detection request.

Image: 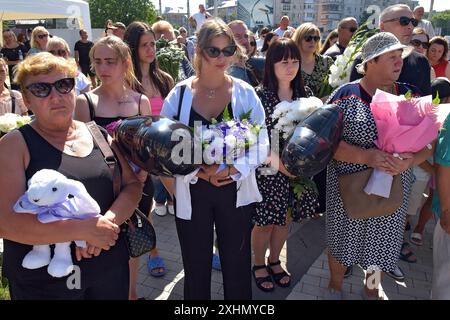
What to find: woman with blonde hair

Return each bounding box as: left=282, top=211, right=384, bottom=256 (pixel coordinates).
left=0, top=58, right=27, bottom=115
left=46, top=36, right=91, bottom=95
left=28, top=26, right=50, bottom=55
left=0, top=52, right=142, bottom=299
left=161, top=18, right=269, bottom=300
left=1, top=30, right=28, bottom=90
left=292, top=23, right=333, bottom=98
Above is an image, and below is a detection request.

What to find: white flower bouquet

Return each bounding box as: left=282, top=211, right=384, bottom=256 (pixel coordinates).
left=271, top=97, right=324, bottom=139
left=0, top=113, right=32, bottom=137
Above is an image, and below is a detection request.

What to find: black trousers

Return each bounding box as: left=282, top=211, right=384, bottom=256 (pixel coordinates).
left=175, top=179, right=254, bottom=300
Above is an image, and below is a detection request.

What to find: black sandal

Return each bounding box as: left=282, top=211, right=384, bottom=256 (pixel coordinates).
left=252, top=265, right=274, bottom=292
left=266, top=259, right=291, bottom=288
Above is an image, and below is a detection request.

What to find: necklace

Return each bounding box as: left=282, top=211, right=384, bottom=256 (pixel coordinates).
left=206, top=89, right=216, bottom=99
left=65, top=126, right=78, bottom=152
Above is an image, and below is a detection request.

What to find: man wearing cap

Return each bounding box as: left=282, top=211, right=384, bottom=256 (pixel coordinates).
left=113, top=22, right=126, bottom=40
left=324, top=32, right=432, bottom=300
left=324, top=17, right=358, bottom=59
left=350, top=4, right=431, bottom=95
left=414, top=6, right=436, bottom=38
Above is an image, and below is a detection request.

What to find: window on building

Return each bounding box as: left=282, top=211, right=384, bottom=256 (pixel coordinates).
left=283, top=4, right=290, bottom=11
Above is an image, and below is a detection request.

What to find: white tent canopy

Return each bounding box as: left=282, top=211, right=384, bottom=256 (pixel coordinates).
left=0, top=0, right=92, bottom=43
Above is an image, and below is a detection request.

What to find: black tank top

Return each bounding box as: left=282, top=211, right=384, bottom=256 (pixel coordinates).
left=2, top=124, right=128, bottom=288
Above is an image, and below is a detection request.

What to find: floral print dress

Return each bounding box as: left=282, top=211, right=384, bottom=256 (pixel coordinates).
left=301, top=54, right=334, bottom=97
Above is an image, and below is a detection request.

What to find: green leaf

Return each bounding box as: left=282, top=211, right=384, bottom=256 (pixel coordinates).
left=405, top=90, right=412, bottom=100
left=222, top=104, right=231, bottom=122
left=433, top=92, right=440, bottom=106
left=239, top=108, right=253, bottom=121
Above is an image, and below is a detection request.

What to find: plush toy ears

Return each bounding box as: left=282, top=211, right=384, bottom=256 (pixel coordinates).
left=58, top=179, right=101, bottom=215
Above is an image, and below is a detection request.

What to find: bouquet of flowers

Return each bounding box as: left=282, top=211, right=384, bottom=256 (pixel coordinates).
left=319, top=24, right=379, bottom=97
left=197, top=106, right=262, bottom=170
left=156, top=37, right=186, bottom=82
left=365, top=90, right=447, bottom=198
left=0, top=113, right=32, bottom=137
left=271, top=97, right=324, bottom=140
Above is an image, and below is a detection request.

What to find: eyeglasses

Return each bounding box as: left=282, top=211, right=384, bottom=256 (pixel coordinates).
left=304, top=35, right=321, bottom=43
left=204, top=45, right=237, bottom=58
left=250, top=41, right=256, bottom=46
left=410, top=39, right=429, bottom=49
left=26, top=78, right=75, bottom=98
left=49, top=49, right=67, bottom=57
left=383, top=16, right=419, bottom=27
left=37, top=34, right=49, bottom=40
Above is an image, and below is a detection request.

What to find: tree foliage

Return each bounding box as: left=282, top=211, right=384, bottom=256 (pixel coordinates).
left=89, top=0, right=157, bottom=29
left=432, top=10, right=450, bottom=36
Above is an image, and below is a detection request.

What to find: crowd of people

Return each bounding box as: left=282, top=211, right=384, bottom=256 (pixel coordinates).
left=0, top=3, right=449, bottom=301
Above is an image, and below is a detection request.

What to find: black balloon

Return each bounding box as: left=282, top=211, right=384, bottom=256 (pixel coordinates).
left=282, top=104, right=343, bottom=177
left=114, top=116, right=199, bottom=176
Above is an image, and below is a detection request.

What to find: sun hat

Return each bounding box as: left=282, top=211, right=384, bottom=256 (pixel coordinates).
left=356, top=32, right=413, bottom=74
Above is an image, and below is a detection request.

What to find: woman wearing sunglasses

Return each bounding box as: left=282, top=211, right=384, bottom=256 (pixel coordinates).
left=124, top=21, right=174, bottom=299
left=0, top=58, right=28, bottom=116
left=28, top=26, right=50, bottom=56
left=410, top=28, right=436, bottom=80
left=252, top=38, right=312, bottom=293
left=47, top=36, right=91, bottom=96
left=0, top=52, right=142, bottom=299
left=160, top=18, right=269, bottom=300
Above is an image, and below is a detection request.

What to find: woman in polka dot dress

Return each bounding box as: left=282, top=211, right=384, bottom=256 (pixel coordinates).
left=252, top=38, right=312, bottom=292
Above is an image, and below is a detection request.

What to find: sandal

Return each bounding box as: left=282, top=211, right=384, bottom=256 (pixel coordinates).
left=266, top=259, right=291, bottom=288
left=148, top=255, right=167, bottom=277
left=410, top=232, right=423, bottom=246
left=252, top=265, right=274, bottom=292
left=399, top=242, right=417, bottom=263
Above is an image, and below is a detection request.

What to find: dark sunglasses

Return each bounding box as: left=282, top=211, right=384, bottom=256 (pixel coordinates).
left=26, top=78, right=75, bottom=98
left=49, top=49, right=67, bottom=56
left=410, top=39, right=429, bottom=49
left=204, top=45, right=237, bottom=58
left=37, top=34, right=49, bottom=39
left=304, top=35, right=321, bottom=43
left=384, top=16, right=419, bottom=27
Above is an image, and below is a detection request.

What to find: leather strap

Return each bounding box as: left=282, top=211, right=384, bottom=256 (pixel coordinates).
left=175, top=85, right=186, bottom=121
left=83, top=92, right=96, bottom=121
left=86, top=121, right=121, bottom=198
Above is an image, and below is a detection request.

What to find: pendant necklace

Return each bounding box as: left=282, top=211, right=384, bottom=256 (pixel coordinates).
left=65, top=127, right=78, bottom=152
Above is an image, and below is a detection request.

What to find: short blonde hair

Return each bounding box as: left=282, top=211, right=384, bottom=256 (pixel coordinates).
left=47, top=36, right=70, bottom=54
left=194, top=18, right=246, bottom=76
left=90, top=36, right=141, bottom=92
left=30, top=26, right=49, bottom=49
left=3, top=30, right=17, bottom=42
left=292, top=23, right=322, bottom=55
left=13, top=52, right=77, bottom=93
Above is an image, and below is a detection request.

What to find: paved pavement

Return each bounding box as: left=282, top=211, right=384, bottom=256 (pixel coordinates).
left=136, top=209, right=435, bottom=300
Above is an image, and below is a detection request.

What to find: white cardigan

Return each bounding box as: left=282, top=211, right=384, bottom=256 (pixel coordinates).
left=161, top=76, right=270, bottom=220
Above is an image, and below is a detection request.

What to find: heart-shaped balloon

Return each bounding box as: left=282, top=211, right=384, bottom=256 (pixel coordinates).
left=281, top=104, right=343, bottom=177
left=114, top=116, right=199, bottom=176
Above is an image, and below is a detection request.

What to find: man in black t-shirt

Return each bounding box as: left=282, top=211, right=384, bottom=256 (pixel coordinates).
left=74, top=29, right=95, bottom=88
left=349, top=4, right=431, bottom=95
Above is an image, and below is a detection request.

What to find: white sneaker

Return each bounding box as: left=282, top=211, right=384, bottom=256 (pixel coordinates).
left=153, top=205, right=167, bottom=217
left=167, top=204, right=175, bottom=215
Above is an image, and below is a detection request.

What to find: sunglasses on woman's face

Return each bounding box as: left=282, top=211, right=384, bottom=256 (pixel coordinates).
left=304, top=35, right=320, bottom=43
left=26, top=78, right=75, bottom=98
left=49, top=49, right=67, bottom=57
left=37, top=34, right=49, bottom=40
left=410, top=39, right=429, bottom=49
left=204, top=45, right=237, bottom=58
left=384, top=16, right=419, bottom=27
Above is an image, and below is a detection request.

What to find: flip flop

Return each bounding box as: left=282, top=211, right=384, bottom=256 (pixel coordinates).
left=148, top=255, right=167, bottom=277
left=399, top=242, right=417, bottom=263
left=410, top=233, right=423, bottom=246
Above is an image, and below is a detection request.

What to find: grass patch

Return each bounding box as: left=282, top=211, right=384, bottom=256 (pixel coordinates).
left=0, top=252, right=10, bottom=300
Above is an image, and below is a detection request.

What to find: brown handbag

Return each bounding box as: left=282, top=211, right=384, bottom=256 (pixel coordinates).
left=338, top=168, right=404, bottom=220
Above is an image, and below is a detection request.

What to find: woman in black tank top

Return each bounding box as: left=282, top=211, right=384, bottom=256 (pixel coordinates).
left=73, top=36, right=160, bottom=300
left=0, top=53, right=142, bottom=299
